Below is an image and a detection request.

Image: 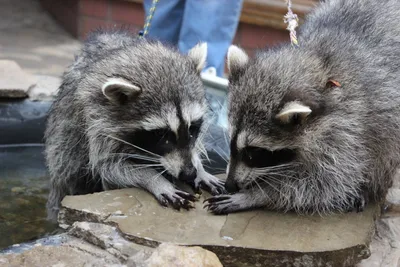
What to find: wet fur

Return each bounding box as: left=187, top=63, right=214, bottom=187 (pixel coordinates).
left=206, top=0, right=400, bottom=214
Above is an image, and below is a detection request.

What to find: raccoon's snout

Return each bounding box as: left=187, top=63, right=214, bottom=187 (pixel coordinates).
left=178, top=163, right=197, bottom=182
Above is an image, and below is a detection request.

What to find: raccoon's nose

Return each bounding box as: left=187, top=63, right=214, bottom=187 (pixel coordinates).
left=225, top=179, right=239, bottom=193
left=179, top=166, right=197, bottom=182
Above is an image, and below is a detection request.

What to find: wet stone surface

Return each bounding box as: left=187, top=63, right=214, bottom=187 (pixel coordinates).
left=58, top=185, right=378, bottom=267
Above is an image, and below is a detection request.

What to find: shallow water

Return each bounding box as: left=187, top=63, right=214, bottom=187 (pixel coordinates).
left=0, top=145, right=58, bottom=250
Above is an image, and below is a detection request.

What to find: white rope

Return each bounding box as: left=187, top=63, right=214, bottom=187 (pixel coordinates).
left=284, top=0, right=299, bottom=47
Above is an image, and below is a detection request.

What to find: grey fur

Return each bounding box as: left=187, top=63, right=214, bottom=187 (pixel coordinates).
left=45, top=29, right=224, bottom=221
left=205, top=0, right=400, bottom=214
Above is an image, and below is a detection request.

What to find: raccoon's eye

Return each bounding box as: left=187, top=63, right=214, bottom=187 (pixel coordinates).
left=243, top=147, right=260, bottom=165
left=189, top=119, right=203, bottom=139
left=144, top=129, right=175, bottom=145
left=163, top=130, right=176, bottom=143
left=242, top=146, right=296, bottom=168
left=189, top=127, right=197, bottom=138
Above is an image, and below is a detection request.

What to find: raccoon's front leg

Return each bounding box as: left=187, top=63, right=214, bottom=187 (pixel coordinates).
left=100, top=165, right=196, bottom=210
left=204, top=188, right=267, bottom=214
left=191, top=156, right=226, bottom=195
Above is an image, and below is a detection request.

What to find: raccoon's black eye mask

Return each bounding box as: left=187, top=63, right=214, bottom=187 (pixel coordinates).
left=124, top=128, right=176, bottom=156
left=123, top=119, right=203, bottom=157
left=241, top=146, right=296, bottom=168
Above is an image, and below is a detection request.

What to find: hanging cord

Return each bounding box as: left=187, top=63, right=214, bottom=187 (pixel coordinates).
left=139, top=0, right=160, bottom=38
left=284, top=0, right=299, bottom=47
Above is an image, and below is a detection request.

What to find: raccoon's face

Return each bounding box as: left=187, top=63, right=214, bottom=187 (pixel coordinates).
left=224, top=45, right=345, bottom=193
left=122, top=102, right=206, bottom=182
left=95, top=42, right=209, bottom=182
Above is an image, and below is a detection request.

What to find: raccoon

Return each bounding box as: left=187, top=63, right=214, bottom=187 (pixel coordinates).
left=45, top=29, right=225, bottom=221
left=205, top=0, right=400, bottom=214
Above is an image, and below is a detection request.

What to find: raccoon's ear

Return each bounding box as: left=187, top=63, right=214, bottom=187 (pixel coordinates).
left=227, top=45, right=249, bottom=77
left=276, top=101, right=312, bottom=124
left=188, top=42, right=207, bottom=73
left=102, top=78, right=141, bottom=104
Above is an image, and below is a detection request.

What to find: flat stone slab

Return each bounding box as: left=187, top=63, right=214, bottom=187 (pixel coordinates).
left=27, top=75, right=61, bottom=101
left=0, top=60, right=37, bottom=98
left=60, top=186, right=379, bottom=267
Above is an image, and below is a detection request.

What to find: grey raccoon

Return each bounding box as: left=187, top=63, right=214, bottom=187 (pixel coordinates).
left=205, top=0, right=400, bottom=214
left=45, top=29, right=224, bottom=221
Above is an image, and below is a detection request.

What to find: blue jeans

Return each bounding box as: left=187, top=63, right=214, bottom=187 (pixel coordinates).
left=143, top=0, right=243, bottom=77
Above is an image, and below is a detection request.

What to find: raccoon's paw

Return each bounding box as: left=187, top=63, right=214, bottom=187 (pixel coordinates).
left=203, top=194, right=246, bottom=215
left=156, top=189, right=197, bottom=211
left=346, top=192, right=368, bottom=213
left=194, top=172, right=226, bottom=196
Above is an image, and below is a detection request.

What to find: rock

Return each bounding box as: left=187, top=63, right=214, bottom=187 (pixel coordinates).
left=27, top=75, right=61, bottom=101
left=356, top=175, right=400, bottom=267
left=59, top=187, right=379, bottom=267
left=0, top=60, right=37, bottom=98
left=356, top=217, right=400, bottom=267
left=128, top=243, right=223, bottom=267
left=69, top=221, right=153, bottom=261
left=0, top=219, right=222, bottom=267
left=0, top=223, right=151, bottom=267
left=0, top=239, right=121, bottom=267
left=14, top=198, right=30, bottom=205
left=11, top=186, right=25, bottom=194
left=0, top=234, right=70, bottom=255
left=385, top=188, right=400, bottom=215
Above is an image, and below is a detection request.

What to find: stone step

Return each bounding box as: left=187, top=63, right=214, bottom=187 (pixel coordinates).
left=59, top=185, right=379, bottom=267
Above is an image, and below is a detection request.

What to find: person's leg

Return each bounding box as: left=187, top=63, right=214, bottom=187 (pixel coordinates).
left=142, top=0, right=185, bottom=45
left=178, top=0, right=244, bottom=77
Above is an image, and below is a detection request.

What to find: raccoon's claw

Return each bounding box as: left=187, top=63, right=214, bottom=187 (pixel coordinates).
left=203, top=194, right=241, bottom=215
left=175, top=191, right=196, bottom=201
left=197, top=180, right=226, bottom=195
left=203, top=195, right=231, bottom=204
left=346, top=192, right=368, bottom=213
left=159, top=190, right=196, bottom=211
left=194, top=173, right=227, bottom=196
left=158, top=197, right=169, bottom=207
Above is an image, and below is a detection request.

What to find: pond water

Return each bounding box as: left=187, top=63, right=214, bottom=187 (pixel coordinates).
left=0, top=144, right=59, bottom=250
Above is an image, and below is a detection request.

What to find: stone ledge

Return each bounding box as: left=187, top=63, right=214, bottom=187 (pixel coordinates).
left=0, top=60, right=38, bottom=98
left=28, top=75, right=61, bottom=101
left=59, top=187, right=378, bottom=267
left=0, top=60, right=60, bottom=101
